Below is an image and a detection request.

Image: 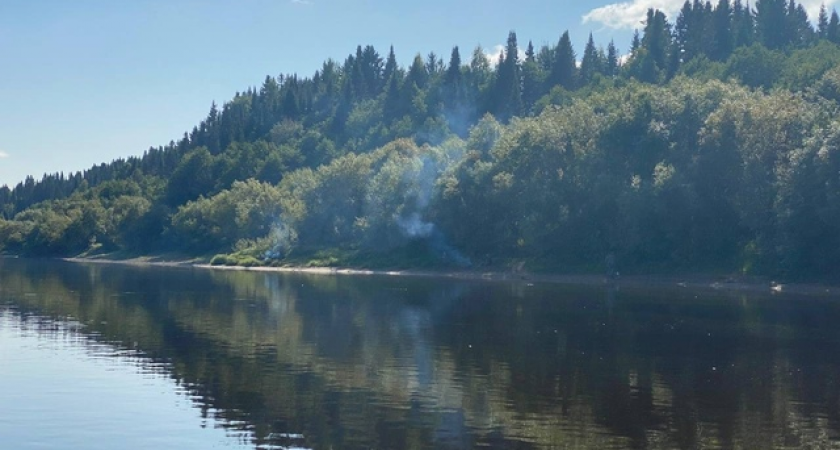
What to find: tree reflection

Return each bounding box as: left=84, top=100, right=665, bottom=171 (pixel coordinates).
left=2, top=258, right=840, bottom=449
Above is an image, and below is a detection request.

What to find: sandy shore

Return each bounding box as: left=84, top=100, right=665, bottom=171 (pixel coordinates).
left=59, top=255, right=840, bottom=297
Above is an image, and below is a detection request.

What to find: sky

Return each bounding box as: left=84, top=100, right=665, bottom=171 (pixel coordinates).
left=0, top=0, right=834, bottom=187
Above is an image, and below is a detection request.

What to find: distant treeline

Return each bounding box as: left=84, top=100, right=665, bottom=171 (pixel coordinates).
left=2, top=0, right=840, bottom=278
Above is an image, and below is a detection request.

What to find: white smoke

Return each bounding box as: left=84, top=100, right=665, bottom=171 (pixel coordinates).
left=396, top=212, right=435, bottom=238
left=264, top=219, right=298, bottom=259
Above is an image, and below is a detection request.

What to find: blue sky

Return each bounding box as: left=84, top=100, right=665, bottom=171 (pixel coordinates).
left=0, top=0, right=832, bottom=187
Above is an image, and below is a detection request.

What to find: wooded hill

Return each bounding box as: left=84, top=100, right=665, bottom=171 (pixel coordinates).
left=3, top=0, right=840, bottom=279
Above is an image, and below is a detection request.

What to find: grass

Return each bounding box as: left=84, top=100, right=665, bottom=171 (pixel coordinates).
left=210, top=239, right=473, bottom=271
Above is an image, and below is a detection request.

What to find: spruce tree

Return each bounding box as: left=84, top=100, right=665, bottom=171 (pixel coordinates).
left=712, top=0, right=734, bottom=61
left=491, top=31, right=523, bottom=120
left=755, top=0, right=788, bottom=49
left=550, top=31, right=577, bottom=90
left=786, top=3, right=813, bottom=47
left=674, top=1, right=693, bottom=62
left=829, top=10, right=840, bottom=43
left=360, top=45, right=384, bottom=96
left=383, top=46, right=398, bottom=83
left=405, top=54, right=429, bottom=90
left=819, top=4, right=829, bottom=38
left=641, top=9, right=671, bottom=70
left=521, top=41, right=544, bottom=112
left=579, top=33, right=603, bottom=85
left=630, top=30, right=642, bottom=54
left=606, top=40, right=620, bottom=76
left=445, top=46, right=462, bottom=85
left=443, top=46, right=467, bottom=119
left=382, top=74, right=402, bottom=122
left=733, top=0, right=756, bottom=47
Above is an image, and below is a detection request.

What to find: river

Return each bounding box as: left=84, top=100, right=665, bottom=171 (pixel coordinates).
left=1, top=257, right=840, bottom=449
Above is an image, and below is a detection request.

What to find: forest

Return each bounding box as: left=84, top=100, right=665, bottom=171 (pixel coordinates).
left=2, top=0, right=840, bottom=279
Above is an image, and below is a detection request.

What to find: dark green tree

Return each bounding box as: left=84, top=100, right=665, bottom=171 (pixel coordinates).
left=521, top=41, right=545, bottom=113
left=549, top=31, right=577, bottom=90
left=405, top=54, right=429, bottom=90
left=606, top=40, right=620, bottom=76
left=383, top=46, right=399, bottom=83
left=491, top=31, right=523, bottom=121
left=733, top=0, right=756, bottom=47
left=755, top=0, right=788, bottom=49
left=829, top=10, right=840, bottom=43
left=818, top=4, right=830, bottom=38
left=711, top=0, right=734, bottom=61
left=630, top=30, right=642, bottom=53
left=786, top=1, right=814, bottom=47
left=642, top=9, right=671, bottom=69
left=579, top=33, right=604, bottom=84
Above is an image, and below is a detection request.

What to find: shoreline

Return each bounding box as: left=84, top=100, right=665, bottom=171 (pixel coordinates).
left=57, top=255, right=840, bottom=297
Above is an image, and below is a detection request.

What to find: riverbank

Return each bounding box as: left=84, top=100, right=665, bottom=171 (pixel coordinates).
left=59, top=254, right=840, bottom=297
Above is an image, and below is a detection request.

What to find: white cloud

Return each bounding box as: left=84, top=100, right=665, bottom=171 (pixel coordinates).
left=802, top=0, right=838, bottom=21
left=483, top=45, right=531, bottom=67
left=484, top=45, right=505, bottom=66
left=583, top=0, right=685, bottom=30
left=583, top=0, right=838, bottom=30
left=0, top=151, right=8, bottom=159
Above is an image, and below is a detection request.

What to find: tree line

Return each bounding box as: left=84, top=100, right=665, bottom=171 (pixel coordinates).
left=2, top=0, right=840, bottom=279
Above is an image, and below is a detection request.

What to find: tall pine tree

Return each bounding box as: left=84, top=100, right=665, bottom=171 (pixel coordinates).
left=755, top=0, right=788, bottom=49
left=550, top=31, right=577, bottom=90
left=711, top=0, right=734, bottom=61
left=579, top=33, right=604, bottom=84
left=491, top=31, right=523, bottom=121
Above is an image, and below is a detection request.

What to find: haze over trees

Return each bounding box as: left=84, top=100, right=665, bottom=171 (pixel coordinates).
left=3, top=0, right=840, bottom=279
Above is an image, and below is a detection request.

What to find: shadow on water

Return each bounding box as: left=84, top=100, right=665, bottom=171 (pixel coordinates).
left=2, top=257, right=840, bottom=449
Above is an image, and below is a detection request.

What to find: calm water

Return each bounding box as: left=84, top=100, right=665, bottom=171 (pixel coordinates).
left=2, top=259, right=840, bottom=449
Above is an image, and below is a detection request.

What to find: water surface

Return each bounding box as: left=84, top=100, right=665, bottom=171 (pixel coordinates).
left=2, top=258, right=840, bottom=449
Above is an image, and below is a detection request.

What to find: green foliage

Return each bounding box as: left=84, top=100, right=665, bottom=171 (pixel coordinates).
left=724, top=44, right=783, bottom=89
left=210, top=253, right=263, bottom=267
left=4, top=2, right=840, bottom=279
left=779, top=41, right=840, bottom=91
left=166, top=147, right=214, bottom=206
left=171, top=179, right=284, bottom=252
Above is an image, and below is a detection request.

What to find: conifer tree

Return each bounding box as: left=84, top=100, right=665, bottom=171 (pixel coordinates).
left=426, top=52, right=443, bottom=76
left=733, top=0, right=756, bottom=47
left=631, top=30, right=641, bottom=54
left=579, top=33, right=603, bottom=84
left=443, top=46, right=467, bottom=117
left=642, top=9, right=671, bottom=70
left=521, top=40, right=544, bottom=112
left=405, top=54, right=429, bottom=90
left=525, top=40, right=535, bottom=61
left=383, top=46, right=399, bottom=83
left=360, top=45, right=384, bottom=97
left=712, top=0, right=734, bottom=61
left=829, top=10, right=840, bottom=43
left=550, top=31, right=577, bottom=90
left=606, top=40, right=620, bottom=76
left=785, top=2, right=813, bottom=46
left=282, top=89, right=300, bottom=119
left=492, top=31, right=523, bottom=120
left=445, top=46, right=462, bottom=85
left=382, top=73, right=402, bottom=122
left=818, top=4, right=829, bottom=38
left=755, top=0, right=788, bottom=49
left=674, top=1, right=694, bottom=62
left=206, top=102, right=221, bottom=154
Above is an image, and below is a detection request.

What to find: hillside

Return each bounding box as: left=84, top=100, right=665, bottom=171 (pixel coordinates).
left=2, top=0, right=840, bottom=279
